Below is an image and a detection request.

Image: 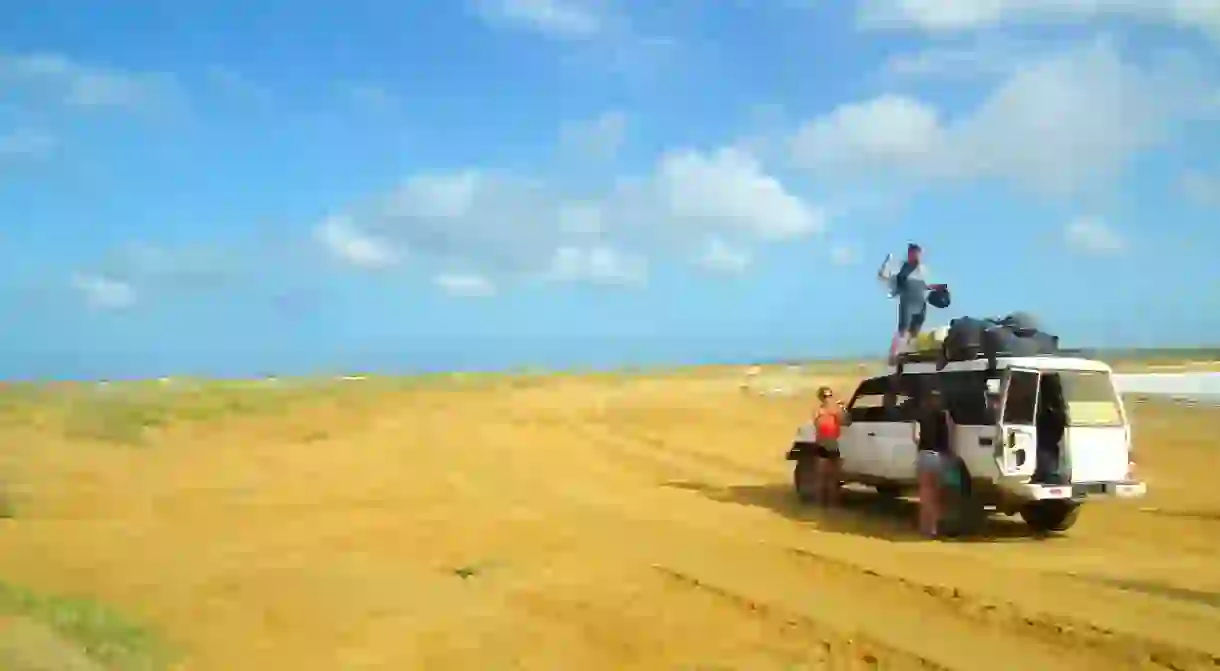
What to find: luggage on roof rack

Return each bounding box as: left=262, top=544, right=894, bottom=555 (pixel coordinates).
left=946, top=314, right=1057, bottom=358
left=892, top=314, right=1061, bottom=372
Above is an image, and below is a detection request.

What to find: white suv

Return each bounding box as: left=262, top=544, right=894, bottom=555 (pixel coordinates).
left=786, top=352, right=1147, bottom=534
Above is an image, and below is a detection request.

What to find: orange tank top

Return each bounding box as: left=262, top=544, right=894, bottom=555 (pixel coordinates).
left=815, top=409, right=841, bottom=440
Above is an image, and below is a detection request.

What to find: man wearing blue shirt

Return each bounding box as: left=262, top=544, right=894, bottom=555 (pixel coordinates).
left=878, top=243, right=947, bottom=362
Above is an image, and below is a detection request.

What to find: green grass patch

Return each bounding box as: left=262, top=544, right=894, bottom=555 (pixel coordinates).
left=53, top=380, right=376, bottom=445
left=0, top=580, right=175, bottom=670
left=62, top=395, right=173, bottom=445
left=0, top=490, right=16, bottom=519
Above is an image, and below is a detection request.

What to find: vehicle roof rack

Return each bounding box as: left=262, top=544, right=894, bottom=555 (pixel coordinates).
left=894, top=350, right=944, bottom=365
left=891, top=347, right=1092, bottom=375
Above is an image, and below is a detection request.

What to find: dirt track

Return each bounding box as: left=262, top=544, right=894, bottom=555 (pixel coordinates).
left=2, top=374, right=1220, bottom=670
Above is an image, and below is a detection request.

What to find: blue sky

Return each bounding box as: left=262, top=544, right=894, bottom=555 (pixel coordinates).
left=2, top=0, right=1219, bottom=379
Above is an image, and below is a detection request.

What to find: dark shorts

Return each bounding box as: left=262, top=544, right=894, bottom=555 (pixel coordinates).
left=813, top=439, right=841, bottom=460
left=898, top=299, right=927, bottom=337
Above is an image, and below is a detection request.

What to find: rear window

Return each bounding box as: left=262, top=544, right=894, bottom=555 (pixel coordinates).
left=1058, top=370, right=1123, bottom=427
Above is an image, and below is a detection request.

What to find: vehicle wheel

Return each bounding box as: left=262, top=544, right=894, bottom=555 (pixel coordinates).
left=875, top=484, right=902, bottom=499
left=793, top=459, right=818, bottom=503
left=939, top=488, right=986, bottom=538
left=1020, top=500, right=1081, bottom=533
left=936, top=459, right=983, bottom=537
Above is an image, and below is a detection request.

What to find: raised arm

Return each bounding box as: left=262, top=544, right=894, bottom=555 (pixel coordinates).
left=837, top=400, right=851, bottom=426
left=876, top=253, right=893, bottom=280
left=877, top=254, right=898, bottom=295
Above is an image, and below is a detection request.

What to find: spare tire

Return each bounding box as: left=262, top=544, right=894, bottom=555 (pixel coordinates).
left=928, top=287, right=951, bottom=309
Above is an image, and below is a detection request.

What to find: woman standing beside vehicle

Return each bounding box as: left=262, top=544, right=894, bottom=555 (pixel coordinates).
left=812, top=386, right=848, bottom=507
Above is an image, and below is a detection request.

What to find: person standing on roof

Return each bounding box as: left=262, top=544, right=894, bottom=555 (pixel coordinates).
left=878, top=243, right=948, bottom=362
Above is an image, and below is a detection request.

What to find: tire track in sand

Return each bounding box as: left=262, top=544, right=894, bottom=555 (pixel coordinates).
left=650, top=564, right=946, bottom=671
left=566, top=419, right=775, bottom=483
left=783, top=546, right=1220, bottom=671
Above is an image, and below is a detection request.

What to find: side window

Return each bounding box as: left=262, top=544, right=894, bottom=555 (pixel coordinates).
left=848, top=376, right=895, bottom=422
left=848, top=393, right=889, bottom=422
left=984, top=375, right=1002, bottom=425
left=941, top=371, right=998, bottom=425
left=1003, top=370, right=1039, bottom=425
left=891, top=374, right=923, bottom=421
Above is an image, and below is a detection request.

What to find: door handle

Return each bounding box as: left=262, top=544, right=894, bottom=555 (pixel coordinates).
left=980, top=437, right=993, bottom=446
left=866, top=432, right=877, bottom=437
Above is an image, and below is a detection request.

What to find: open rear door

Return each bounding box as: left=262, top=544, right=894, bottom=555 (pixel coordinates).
left=998, top=368, right=1039, bottom=478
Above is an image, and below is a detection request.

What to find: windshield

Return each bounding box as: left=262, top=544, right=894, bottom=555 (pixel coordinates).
left=1058, top=370, right=1124, bottom=427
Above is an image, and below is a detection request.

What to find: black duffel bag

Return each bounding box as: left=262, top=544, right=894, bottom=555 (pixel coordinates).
left=943, top=317, right=989, bottom=360
left=945, top=313, right=1059, bottom=362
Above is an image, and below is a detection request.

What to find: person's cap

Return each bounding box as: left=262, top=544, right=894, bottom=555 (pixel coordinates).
left=907, top=242, right=922, bottom=252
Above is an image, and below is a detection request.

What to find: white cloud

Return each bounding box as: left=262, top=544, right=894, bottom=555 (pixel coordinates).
left=325, top=142, right=823, bottom=287
left=1065, top=216, right=1126, bottom=255
left=560, top=110, right=626, bottom=160
left=792, top=94, right=945, bottom=174
left=830, top=244, right=858, bottom=266
left=697, top=237, right=752, bottom=273
left=546, top=245, right=647, bottom=285
left=71, top=273, right=136, bottom=310
left=652, top=147, right=827, bottom=240
left=386, top=171, right=482, bottom=219
left=792, top=39, right=1212, bottom=197
left=473, top=0, right=607, bottom=39
left=858, top=0, right=1220, bottom=41
left=374, top=170, right=558, bottom=271
left=435, top=272, right=497, bottom=297
left=1181, top=172, right=1220, bottom=209
left=557, top=201, right=604, bottom=234
left=0, top=129, right=55, bottom=158
left=315, top=215, right=400, bottom=269
left=0, top=52, right=178, bottom=110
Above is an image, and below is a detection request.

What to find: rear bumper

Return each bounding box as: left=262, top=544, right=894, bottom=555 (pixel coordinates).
left=1017, top=480, right=1148, bottom=501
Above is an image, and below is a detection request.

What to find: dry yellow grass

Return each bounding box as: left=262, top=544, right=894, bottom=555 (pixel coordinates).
left=0, top=369, right=1219, bottom=670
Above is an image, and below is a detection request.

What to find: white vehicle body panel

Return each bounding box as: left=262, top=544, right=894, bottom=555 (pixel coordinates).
left=1067, top=426, right=1131, bottom=483
left=797, top=354, right=1146, bottom=506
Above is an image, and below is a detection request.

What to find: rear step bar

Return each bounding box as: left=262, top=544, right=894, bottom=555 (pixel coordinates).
left=1019, top=481, right=1147, bottom=500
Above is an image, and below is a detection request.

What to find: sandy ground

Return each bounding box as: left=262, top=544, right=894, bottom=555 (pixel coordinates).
left=1, top=373, right=1219, bottom=670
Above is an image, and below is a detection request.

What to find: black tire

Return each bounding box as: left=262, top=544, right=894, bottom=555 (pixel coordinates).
left=875, top=483, right=902, bottom=499
left=935, top=459, right=983, bottom=537
left=1020, top=500, right=1081, bottom=533
left=793, top=459, right=818, bottom=503
left=939, top=488, right=986, bottom=537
